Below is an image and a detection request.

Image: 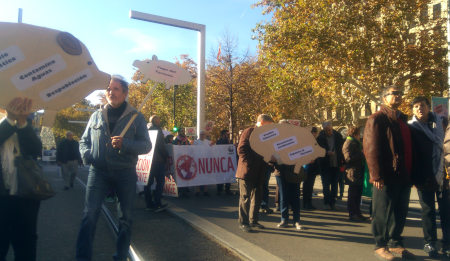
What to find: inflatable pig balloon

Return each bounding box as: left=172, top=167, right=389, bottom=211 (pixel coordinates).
left=132, top=56, right=191, bottom=86
left=0, top=22, right=110, bottom=126
left=249, top=123, right=326, bottom=174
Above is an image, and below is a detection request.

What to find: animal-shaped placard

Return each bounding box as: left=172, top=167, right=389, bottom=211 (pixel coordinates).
left=249, top=123, right=326, bottom=173
left=0, top=22, right=110, bottom=126
left=133, top=56, right=191, bottom=86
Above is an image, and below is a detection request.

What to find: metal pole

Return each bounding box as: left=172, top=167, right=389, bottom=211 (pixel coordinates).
left=129, top=10, right=206, bottom=137
left=173, top=85, right=177, bottom=128
left=18, top=8, right=22, bottom=23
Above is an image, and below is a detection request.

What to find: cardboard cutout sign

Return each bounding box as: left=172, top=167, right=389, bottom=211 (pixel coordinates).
left=249, top=123, right=326, bottom=173
left=0, top=22, right=110, bottom=126
left=133, top=56, right=191, bottom=86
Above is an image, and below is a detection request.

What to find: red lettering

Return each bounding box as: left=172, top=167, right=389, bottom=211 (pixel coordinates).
left=228, top=157, right=235, bottom=171
left=199, top=158, right=206, bottom=174
left=213, top=158, right=220, bottom=173
left=220, top=157, right=227, bottom=172
left=206, top=158, right=212, bottom=173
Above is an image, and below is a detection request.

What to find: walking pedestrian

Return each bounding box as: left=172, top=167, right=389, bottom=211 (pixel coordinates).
left=75, top=75, right=151, bottom=261
left=144, top=115, right=169, bottom=212
left=56, top=131, right=82, bottom=190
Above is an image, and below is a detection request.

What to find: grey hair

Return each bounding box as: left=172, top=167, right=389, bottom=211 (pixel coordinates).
left=111, top=74, right=129, bottom=92
left=257, top=114, right=274, bottom=123
left=322, top=121, right=332, bottom=128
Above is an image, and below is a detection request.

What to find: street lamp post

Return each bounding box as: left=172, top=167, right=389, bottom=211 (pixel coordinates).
left=129, top=10, right=206, bottom=137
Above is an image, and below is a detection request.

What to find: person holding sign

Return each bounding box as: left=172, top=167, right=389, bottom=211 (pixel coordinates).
left=236, top=114, right=273, bottom=233
left=76, top=75, right=151, bottom=261
left=0, top=97, right=42, bottom=261
left=144, top=115, right=169, bottom=212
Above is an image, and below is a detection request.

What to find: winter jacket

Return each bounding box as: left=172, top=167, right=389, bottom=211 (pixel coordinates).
left=79, top=102, right=151, bottom=170
left=342, top=137, right=365, bottom=186
left=235, top=127, right=268, bottom=183
left=316, top=129, right=345, bottom=170
left=148, top=123, right=168, bottom=165
left=363, top=105, right=412, bottom=185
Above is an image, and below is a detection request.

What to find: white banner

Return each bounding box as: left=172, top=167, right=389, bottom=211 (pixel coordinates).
left=172, top=145, right=237, bottom=187
left=136, top=130, right=158, bottom=185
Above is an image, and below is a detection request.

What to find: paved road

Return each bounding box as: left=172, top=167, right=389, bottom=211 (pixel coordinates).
left=5, top=164, right=240, bottom=261
left=8, top=164, right=448, bottom=261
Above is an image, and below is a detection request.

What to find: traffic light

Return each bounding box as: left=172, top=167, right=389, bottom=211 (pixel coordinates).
left=172, top=126, right=178, bottom=132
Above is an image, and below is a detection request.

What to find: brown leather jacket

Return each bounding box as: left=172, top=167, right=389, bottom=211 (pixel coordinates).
left=235, top=127, right=268, bottom=183
left=363, top=105, right=411, bottom=185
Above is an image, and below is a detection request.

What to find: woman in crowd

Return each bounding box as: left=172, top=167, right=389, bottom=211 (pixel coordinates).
left=0, top=97, right=42, bottom=261
left=342, top=126, right=367, bottom=221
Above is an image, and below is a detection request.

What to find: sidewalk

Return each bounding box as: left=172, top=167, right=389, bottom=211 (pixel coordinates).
left=162, top=175, right=436, bottom=261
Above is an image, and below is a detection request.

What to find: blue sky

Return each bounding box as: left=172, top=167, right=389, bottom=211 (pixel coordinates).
left=0, top=0, right=270, bottom=102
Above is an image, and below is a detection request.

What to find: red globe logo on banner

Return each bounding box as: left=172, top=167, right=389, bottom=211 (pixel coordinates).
left=176, top=155, right=197, bottom=180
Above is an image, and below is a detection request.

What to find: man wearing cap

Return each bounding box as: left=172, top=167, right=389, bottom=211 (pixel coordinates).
left=76, top=75, right=152, bottom=261
left=236, top=114, right=273, bottom=232
left=316, top=121, right=345, bottom=210
left=363, top=86, right=414, bottom=260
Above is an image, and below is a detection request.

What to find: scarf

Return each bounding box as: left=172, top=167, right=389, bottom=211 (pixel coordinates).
left=409, top=112, right=444, bottom=186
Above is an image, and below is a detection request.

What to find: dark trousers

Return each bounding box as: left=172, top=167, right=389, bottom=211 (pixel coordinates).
left=347, top=184, right=363, bottom=217
left=303, top=172, right=317, bottom=206
left=216, top=183, right=230, bottom=193
left=261, top=169, right=272, bottom=208
left=144, top=163, right=166, bottom=208
left=321, top=167, right=339, bottom=206
left=0, top=196, right=40, bottom=261
left=372, top=183, right=411, bottom=249
left=238, top=178, right=263, bottom=225
left=276, top=176, right=300, bottom=223
left=418, top=188, right=450, bottom=246
left=338, top=171, right=345, bottom=197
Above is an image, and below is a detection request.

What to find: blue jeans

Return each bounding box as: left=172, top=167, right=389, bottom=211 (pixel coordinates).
left=76, top=166, right=137, bottom=261
left=276, top=176, right=300, bottom=223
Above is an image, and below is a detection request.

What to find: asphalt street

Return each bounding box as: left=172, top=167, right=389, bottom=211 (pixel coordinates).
left=5, top=164, right=449, bottom=261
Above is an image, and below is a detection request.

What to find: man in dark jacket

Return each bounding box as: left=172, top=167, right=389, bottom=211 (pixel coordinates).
left=409, top=96, right=448, bottom=258
left=317, top=121, right=344, bottom=210
left=236, top=114, right=272, bottom=232
left=56, top=131, right=82, bottom=190
left=144, top=115, right=169, bottom=212
left=363, top=86, right=414, bottom=260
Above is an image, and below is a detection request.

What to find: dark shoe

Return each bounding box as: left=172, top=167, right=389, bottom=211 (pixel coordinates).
left=294, top=222, right=304, bottom=230
left=424, top=243, right=439, bottom=258
left=277, top=220, right=289, bottom=228
left=374, top=248, right=395, bottom=261
left=303, top=203, right=316, bottom=210
left=389, top=247, right=416, bottom=259
left=250, top=222, right=265, bottom=229
left=154, top=203, right=168, bottom=213
left=358, top=214, right=368, bottom=221
left=337, top=196, right=343, bottom=200
left=349, top=215, right=365, bottom=222
left=63, top=186, right=69, bottom=191
left=239, top=224, right=252, bottom=232
left=441, top=246, right=450, bottom=258
left=225, top=190, right=233, bottom=195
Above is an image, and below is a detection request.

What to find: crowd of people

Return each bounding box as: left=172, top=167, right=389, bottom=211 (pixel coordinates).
left=1, top=78, right=450, bottom=261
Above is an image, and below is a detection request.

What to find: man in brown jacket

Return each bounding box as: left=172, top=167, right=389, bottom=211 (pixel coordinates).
left=236, top=114, right=273, bottom=232
left=363, top=86, right=415, bottom=260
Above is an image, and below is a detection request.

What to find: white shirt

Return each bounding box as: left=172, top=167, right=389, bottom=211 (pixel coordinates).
left=193, top=139, right=211, bottom=146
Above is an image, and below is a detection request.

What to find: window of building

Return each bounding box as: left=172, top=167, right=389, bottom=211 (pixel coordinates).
left=433, top=3, right=441, bottom=20
left=420, top=5, right=428, bottom=24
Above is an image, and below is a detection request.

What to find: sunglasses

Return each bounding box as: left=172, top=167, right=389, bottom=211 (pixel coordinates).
left=384, top=91, right=403, bottom=97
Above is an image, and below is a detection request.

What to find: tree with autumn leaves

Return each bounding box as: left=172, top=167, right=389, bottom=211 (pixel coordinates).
left=254, top=0, right=447, bottom=124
